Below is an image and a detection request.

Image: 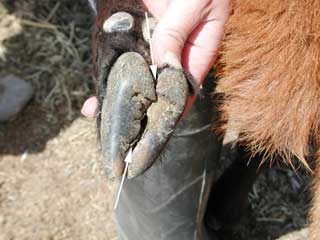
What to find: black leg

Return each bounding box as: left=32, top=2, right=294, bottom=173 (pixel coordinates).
left=205, top=144, right=264, bottom=231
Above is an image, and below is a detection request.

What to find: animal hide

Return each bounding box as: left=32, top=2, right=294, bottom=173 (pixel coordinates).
left=217, top=2, right=320, bottom=237
left=216, top=0, right=320, bottom=170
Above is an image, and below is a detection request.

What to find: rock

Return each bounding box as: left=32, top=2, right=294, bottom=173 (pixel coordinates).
left=0, top=75, right=33, bottom=122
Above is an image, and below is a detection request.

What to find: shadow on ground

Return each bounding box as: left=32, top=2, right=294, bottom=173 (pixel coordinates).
left=0, top=0, right=94, bottom=155
left=0, top=104, right=70, bottom=154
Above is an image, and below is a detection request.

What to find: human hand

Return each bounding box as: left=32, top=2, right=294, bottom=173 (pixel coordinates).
left=82, top=0, right=230, bottom=117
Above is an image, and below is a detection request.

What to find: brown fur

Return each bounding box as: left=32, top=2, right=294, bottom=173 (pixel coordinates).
left=216, top=0, right=320, bottom=169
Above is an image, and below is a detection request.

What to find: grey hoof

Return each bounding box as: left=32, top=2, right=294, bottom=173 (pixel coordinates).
left=103, top=12, right=135, bottom=33
left=0, top=75, right=33, bottom=122
left=100, top=52, right=156, bottom=178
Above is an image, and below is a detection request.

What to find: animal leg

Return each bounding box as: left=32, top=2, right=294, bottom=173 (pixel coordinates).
left=91, top=1, right=197, bottom=179
left=205, top=144, right=263, bottom=230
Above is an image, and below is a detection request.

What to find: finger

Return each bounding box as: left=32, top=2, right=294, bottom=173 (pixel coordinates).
left=182, top=95, right=197, bottom=117
left=151, top=0, right=211, bottom=67
left=142, top=0, right=171, bottom=19
left=182, top=19, right=227, bottom=85
left=180, top=21, right=225, bottom=116
left=81, top=96, right=98, bottom=118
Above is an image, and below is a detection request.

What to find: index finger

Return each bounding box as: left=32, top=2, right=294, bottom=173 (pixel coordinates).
left=151, top=0, right=212, bottom=67
left=142, top=0, right=171, bottom=19
left=182, top=19, right=227, bottom=85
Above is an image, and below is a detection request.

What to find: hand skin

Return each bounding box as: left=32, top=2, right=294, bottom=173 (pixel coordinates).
left=81, top=0, right=230, bottom=118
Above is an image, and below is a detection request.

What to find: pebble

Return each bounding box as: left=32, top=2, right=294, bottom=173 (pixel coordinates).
left=63, top=168, right=73, bottom=177
left=0, top=75, right=33, bottom=122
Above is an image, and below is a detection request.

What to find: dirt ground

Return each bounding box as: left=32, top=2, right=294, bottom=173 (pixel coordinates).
left=0, top=1, right=311, bottom=239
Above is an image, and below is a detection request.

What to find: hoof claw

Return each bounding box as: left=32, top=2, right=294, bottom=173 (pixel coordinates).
left=103, top=12, right=135, bottom=33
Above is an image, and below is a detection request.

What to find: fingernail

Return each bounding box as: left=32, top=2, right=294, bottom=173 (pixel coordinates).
left=164, top=52, right=182, bottom=69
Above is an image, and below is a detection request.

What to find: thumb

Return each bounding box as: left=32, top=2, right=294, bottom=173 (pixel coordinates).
left=151, top=0, right=209, bottom=68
